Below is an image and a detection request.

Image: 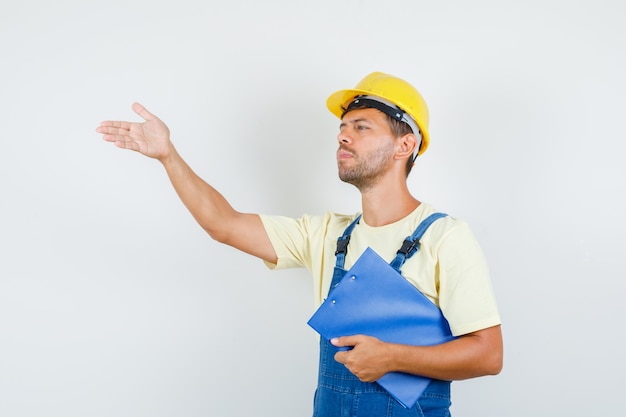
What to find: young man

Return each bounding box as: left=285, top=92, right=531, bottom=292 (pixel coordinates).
left=97, top=72, right=503, bottom=416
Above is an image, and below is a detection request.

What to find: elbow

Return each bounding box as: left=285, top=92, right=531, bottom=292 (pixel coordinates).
left=205, top=223, right=244, bottom=249
left=205, top=226, right=238, bottom=246
left=483, top=346, right=503, bottom=376
left=200, top=211, right=243, bottom=245
left=476, top=324, right=503, bottom=376
left=198, top=214, right=238, bottom=244
left=463, top=350, right=501, bottom=380
left=486, top=353, right=503, bottom=376
left=206, top=227, right=229, bottom=244
left=196, top=214, right=232, bottom=243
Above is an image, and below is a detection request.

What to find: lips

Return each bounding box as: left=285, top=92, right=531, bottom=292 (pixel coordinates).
left=337, top=148, right=354, bottom=160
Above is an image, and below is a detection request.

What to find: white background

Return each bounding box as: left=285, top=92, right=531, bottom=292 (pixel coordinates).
left=1, top=1, right=625, bottom=416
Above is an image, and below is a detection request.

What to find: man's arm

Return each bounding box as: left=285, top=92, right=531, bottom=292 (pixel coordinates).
left=331, top=324, right=503, bottom=382
left=97, top=102, right=277, bottom=264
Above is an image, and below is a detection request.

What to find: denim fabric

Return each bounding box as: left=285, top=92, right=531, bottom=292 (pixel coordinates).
left=315, top=331, right=452, bottom=416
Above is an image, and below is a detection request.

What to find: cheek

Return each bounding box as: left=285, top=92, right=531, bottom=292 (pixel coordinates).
left=368, top=141, right=395, bottom=163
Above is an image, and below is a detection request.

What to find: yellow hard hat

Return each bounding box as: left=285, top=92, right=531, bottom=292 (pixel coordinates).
left=326, top=71, right=430, bottom=156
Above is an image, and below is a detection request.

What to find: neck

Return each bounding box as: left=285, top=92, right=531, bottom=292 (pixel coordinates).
left=358, top=177, right=420, bottom=227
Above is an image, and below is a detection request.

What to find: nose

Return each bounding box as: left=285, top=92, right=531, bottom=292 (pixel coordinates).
left=337, top=126, right=352, bottom=144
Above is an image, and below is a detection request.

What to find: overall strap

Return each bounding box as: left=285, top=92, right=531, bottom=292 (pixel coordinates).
left=389, top=212, right=448, bottom=272
left=334, top=214, right=362, bottom=270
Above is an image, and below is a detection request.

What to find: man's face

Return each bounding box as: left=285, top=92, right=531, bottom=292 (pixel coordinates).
left=336, top=108, right=396, bottom=191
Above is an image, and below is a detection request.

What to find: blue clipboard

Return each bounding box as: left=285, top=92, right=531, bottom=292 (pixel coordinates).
left=307, top=247, right=456, bottom=409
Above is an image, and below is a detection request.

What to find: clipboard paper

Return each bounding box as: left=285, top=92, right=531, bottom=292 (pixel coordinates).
left=307, top=247, right=456, bottom=409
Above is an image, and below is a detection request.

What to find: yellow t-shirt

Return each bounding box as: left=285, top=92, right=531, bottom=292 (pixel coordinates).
left=260, top=203, right=501, bottom=336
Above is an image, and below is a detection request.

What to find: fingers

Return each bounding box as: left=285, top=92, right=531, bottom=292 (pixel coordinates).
left=97, top=129, right=140, bottom=152
left=95, top=102, right=153, bottom=135
left=96, top=123, right=130, bottom=135
left=96, top=124, right=130, bottom=144
left=97, top=120, right=131, bottom=130
left=113, top=138, right=141, bottom=152
left=132, top=102, right=155, bottom=121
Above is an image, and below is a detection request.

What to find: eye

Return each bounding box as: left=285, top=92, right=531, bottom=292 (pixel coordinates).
left=356, top=124, right=368, bottom=131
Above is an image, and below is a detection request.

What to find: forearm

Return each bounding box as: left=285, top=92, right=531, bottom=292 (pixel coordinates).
left=159, top=145, right=239, bottom=241
left=389, top=325, right=503, bottom=381
left=334, top=325, right=502, bottom=382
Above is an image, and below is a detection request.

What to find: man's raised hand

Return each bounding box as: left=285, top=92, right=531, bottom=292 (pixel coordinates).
left=97, top=102, right=172, bottom=160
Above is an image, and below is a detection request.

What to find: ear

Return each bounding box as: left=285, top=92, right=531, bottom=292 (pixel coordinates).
left=394, top=133, right=418, bottom=161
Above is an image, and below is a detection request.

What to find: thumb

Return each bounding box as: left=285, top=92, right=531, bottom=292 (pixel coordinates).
left=132, top=102, right=155, bottom=122
left=331, top=335, right=360, bottom=348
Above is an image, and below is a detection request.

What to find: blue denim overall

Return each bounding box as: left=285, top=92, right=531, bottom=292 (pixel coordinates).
left=313, top=213, right=452, bottom=417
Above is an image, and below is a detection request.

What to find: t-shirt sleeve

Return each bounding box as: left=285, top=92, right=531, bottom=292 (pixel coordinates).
left=435, top=221, right=501, bottom=336
left=259, top=214, right=315, bottom=271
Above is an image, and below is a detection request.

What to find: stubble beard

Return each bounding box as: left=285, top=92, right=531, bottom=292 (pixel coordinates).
left=338, top=143, right=395, bottom=192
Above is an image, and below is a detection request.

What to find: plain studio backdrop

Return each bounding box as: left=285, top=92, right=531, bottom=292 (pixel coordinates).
left=1, top=1, right=624, bottom=416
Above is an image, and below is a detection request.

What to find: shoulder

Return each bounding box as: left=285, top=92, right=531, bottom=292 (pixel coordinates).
left=413, top=203, right=478, bottom=251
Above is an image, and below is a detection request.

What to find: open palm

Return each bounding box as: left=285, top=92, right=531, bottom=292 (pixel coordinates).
left=97, top=102, right=171, bottom=160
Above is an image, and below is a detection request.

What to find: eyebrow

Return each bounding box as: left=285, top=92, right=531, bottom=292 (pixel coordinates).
left=339, top=117, right=372, bottom=129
